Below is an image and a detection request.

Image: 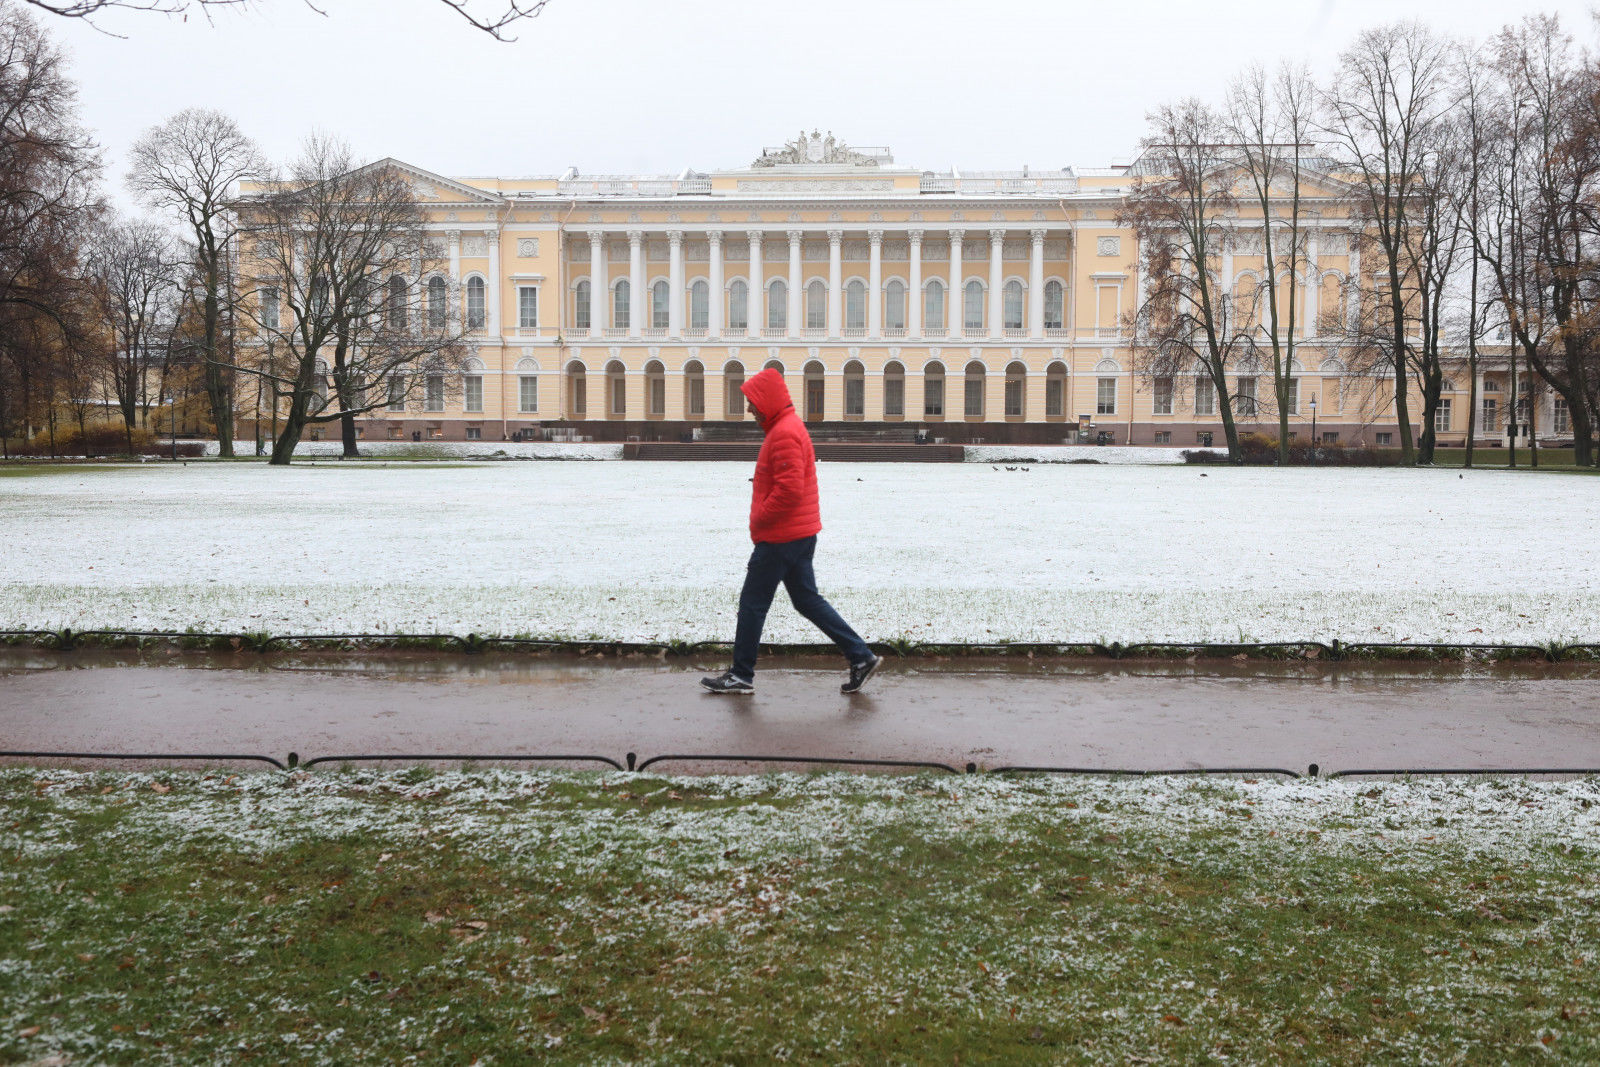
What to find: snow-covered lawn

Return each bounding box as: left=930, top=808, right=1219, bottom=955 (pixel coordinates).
left=1, top=462, right=1596, bottom=643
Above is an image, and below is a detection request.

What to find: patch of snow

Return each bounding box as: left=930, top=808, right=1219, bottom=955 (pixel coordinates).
left=964, top=445, right=1220, bottom=465
left=197, top=440, right=624, bottom=461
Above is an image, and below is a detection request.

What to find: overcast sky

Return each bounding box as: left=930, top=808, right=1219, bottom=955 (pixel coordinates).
left=45, top=0, right=1599, bottom=204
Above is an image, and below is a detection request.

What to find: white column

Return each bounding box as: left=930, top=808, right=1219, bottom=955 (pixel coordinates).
left=587, top=230, right=605, bottom=338
left=907, top=229, right=923, bottom=338
left=827, top=229, right=843, bottom=337
left=746, top=230, right=764, bottom=335
left=707, top=230, right=723, bottom=339
left=446, top=229, right=461, bottom=284
left=1306, top=229, right=1320, bottom=336
left=867, top=229, right=884, bottom=338
left=787, top=230, right=803, bottom=338
left=988, top=228, right=1004, bottom=337
left=627, top=229, right=644, bottom=339
left=948, top=229, right=964, bottom=335
left=486, top=230, right=502, bottom=336
left=667, top=229, right=684, bottom=338
left=1029, top=228, right=1046, bottom=339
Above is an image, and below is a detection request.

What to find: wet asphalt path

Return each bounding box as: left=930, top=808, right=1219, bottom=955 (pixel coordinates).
left=5, top=651, right=1600, bottom=775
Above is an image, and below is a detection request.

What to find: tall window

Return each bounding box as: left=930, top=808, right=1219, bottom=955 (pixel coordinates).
left=1044, top=280, right=1064, bottom=329
left=466, top=276, right=485, bottom=329
left=519, top=375, right=538, bottom=413
left=310, top=277, right=329, bottom=321
left=259, top=286, right=279, bottom=330
left=1481, top=397, right=1498, bottom=432
left=963, top=280, right=984, bottom=330
left=1096, top=377, right=1116, bottom=415
left=924, top=368, right=945, bottom=418
left=464, top=373, right=483, bottom=413
left=425, top=374, right=445, bottom=412
left=651, top=281, right=669, bottom=329
left=1045, top=363, right=1067, bottom=418
left=387, top=276, right=407, bottom=330
left=574, top=280, right=591, bottom=330
left=1003, top=280, right=1024, bottom=330
left=884, top=362, right=905, bottom=417
left=767, top=280, right=787, bottom=330
left=725, top=362, right=745, bottom=415
left=646, top=361, right=665, bottom=416
left=386, top=375, right=406, bottom=412
left=1434, top=398, right=1452, bottom=432
left=886, top=280, right=906, bottom=331
left=1285, top=377, right=1299, bottom=415
left=924, top=281, right=945, bottom=331
left=427, top=276, right=446, bottom=328
left=690, top=280, right=709, bottom=330
left=965, top=362, right=985, bottom=418
left=1195, top=375, right=1216, bottom=416
left=613, top=280, right=630, bottom=329
left=845, top=280, right=866, bottom=330
left=1004, top=362, right=1025, bottom=417
left=729, top=280, right=748, bottom=330
left=518, top=286, right=538, bottom=329
left=608, top=363, right=626, bottom=415
left=1154, top=377, right=1174, bottom=415
left=1554, top=395, right=1570, bottom=434
left=685, top=361, right=705, bottom=416
left=1235, top=377, right=1258, bottom=417
left=844, top=361, right=865, bottom=416
left=806, top=280, right=826, bottom=329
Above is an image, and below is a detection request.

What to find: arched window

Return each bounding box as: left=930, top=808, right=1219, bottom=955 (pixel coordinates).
left=613, top=279, right=630, bottom=330
left=844, top=359, right=866, bottom=417
left=963, top=280, right=984, bottom=331
left=606, top=359, right=627, bottom=416
left=767, top=280, right=787, bottom=330
left=728, top=280, right=748, bottom=331
left=1004, top=360, right=1026, bottom=418
left=924, top=280, right=945, bottom=332
left=427, top=276, right=447, bottom=328
left=806, top=280, right=826, bottom=330
left=923, top=360, right=946, bottom=419
left=1045, top=360, right=1068, bottom=418
left=689, top=280, right=709, bottom=330
left=1044, top=280, right=1065, bottom=330
left=724, top=359, right=746, bottom=416
left=645, top=359, right=665, bottom=417
left=566, top=359, right=587, bottom=418
left=845, top=280, right=866, bottom=330
left=684, top=359, right=705, bottom=417
left=803, top=359, right=825, bottom=421
left=387, top=276, right=408, bottom=330
left=651, top=281, right=669, bottom=329
left=574, top=279, right=591, bottom=331
left=883, top=360, right=906, bottom=418
left=964, top=360, right=986, bottom=418
left=1003, top=281, right=1024, bottom=331
left=885, top=280, right=906, bottom=332
left=465, top=276, right=485, bottom=330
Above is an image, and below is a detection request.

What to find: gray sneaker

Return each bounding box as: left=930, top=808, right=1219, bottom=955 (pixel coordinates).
left=701, top=671, right=754, bottom=695
left=840, top=654, right=882, bottom=694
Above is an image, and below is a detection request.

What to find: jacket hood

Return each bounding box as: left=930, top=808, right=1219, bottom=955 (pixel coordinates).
left=740, top=368, right=794, bottom=431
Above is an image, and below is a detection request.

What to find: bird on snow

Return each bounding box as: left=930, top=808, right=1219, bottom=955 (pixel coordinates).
left=991, top=466, right=1000, bottom=471
left=1200, top=472, right=1208, bottom=477
left=1005, top=465, right=1017, bottom=471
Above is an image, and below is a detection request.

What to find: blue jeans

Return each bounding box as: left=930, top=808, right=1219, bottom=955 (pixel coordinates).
left=731, top=536, right=872, bottom=682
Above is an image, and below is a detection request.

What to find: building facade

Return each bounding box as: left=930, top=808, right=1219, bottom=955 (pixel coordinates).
left=236, top=132, right=1572, bottom=449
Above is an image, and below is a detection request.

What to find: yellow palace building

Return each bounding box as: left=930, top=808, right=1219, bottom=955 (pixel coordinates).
left=244, top=131, right=1519, bottom=449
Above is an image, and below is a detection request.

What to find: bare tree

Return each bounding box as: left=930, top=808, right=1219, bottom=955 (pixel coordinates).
left=235, top=136, right=470, bottom=465
left=22, top=0, right=550, bottom=40
left=127, top=107, right=262, bottom=457
left=1122, top=100, right=1261, bottom=463
left=83, top=216, right=182, bottom=452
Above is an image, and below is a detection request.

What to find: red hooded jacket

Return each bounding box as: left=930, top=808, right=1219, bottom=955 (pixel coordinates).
left=740, top=368, right=822, bottom=544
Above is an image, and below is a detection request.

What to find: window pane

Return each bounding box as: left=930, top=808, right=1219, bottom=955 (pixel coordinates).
left=427, top=277, right=446, bottom=328
left=924, top=377, right=944, bottom=417
left=388, top=277, right=407, bottom=330
left=846, top=282, right=865, bottom=329
left=651, top=282, right=668, bottom=329
left=690, top=282, right=708, bottom=329
left=845, top=377, right=864, bottom=416
left=613, top=281, right=629, bottom=329
left=1097, top=377, right=1116, bottom=415
left=965, top=377, right=983, bottom=417
left=1236, top=377, right=1257, bottom=417
left=1003, top=281, right=1023, bottom=329
left=1046, top=377, right=1063, bottom=417
left=726, top=375, right=744, bottom=415
left=964, top=282, right=983, bottom=329
left=260, top=287, right=279, bottom=329
left=729, top=283, right=748, bottom=330
left=1195, top=376, right=1216, bottom=416
left=464, top=374, right=483, bottom=413
left=425, top=375, right=444, bottom=412
left=807, top=282, right=826, bottom=329
left=611, top=375, right=626, bottom=415
left=1044, top=281, right=1064, bottom=329
left=650, top=376, right=665, bottom=416
left=572, top=376, right=586, bottom=415
left=519, top=287, right=538, bottom=329
left=519, top=375, right=538, bottom=413
left=768, top=282, right=786, bottom=329
left=466, top=278, right=484, bottom=329
left=886, top=282, right=905, bottom=330
left=1154, top=377, right=1173, bottom=415
left=387, top=375, right=405, bottom=412
left=688, top=376, right=704, bottom=416
left=1004, top=378, right=1022, bottom=416
left=575, top=282, right=590, bottom=330
left=925, top=284, right=944, bottom=330
left=885, top=376, right=904, bottom=416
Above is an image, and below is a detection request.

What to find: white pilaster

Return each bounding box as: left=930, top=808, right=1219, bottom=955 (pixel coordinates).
left=446, top=229, right=461, bottom=284
left=1029, top=229, right=1046, bottom=339
left=707, top=230, right=723, bottom=338
left=787, top=230, right=803, bottom=338
left=907, top=230, right=923, bottom=338
left=486, top=230, right=502, bottom=336
left=948, top=229, right=964, bottom=334
left=667, top=229, right=684, bottom=338
left=587, top=230, right=605, bottom=338
left=627, top=230, right=644, bottom=339
left=988, top=228, right=1004, bottom=336
left=746, top=230, right=764, bottom=334
left=867, top=229, right=883, bottom=337
left=1306, top=230, right=1320, bottom=336
left=827, top=230, right=843, bottom=338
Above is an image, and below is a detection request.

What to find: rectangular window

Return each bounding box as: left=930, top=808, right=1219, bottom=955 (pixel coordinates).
left=1434, top=397, right=1451, bottom=432
left=1481, top=398, right=1498, bottom=432
left=652, top=285, right=669, bottom=329
left=1003, top=285, right=1023, bottom=330
left=1286, top=377, right=1299, bottom=415
left=519, top=375, right=538, bottom=413
left=1004, top=376, right=1022, bottom=417
left=924, top=377, right=944, bottom=418
left=1554, top=396, right=1570, bottom=434
left=726, top=376, right=745, bottom=415
left=1154, top=431, right=1171, bottom=445
left=465, top=426, right=481, bottom=440
left=845, top=377, right=864, bottom=416
left=884, top=377, right=904, bottom=417
left=1046, top=378, right=1063, bottom=417
left=1153, top=376, right=1173, bottom=416
left=886, top=287, right=906, bottom=331
left=925, top=285, right=945, bottom=331
left=424, top=375, right=444, bottom=412
left=963, top=284, right=983, bottom=331
left=1376, top=431, right=1392, bottom=446
left=649, top=376, right=665, bottom=417
left=519, top=287, right=538, bottom=329
left=464, top=374, right=483, bottom=413
left=386, top=375, right=406, bottom=412
left=729, top=288, right=747, bottom=331
left=575, top=285, right=590, bottom=330
left=611, top=376, right=626, bottom=416
left=572, top=376, right=586, bottom=416
left=688, top=376, right=704, bottom=416
left=1194, top=375, right=1216, bottom=417
left=1321, top=431, right=1340, bottom=444
left=1235, top=377, right=1258, bottom=417
left=807, top=287, right=827, bottom=330
left=964, top=377, right=983, bottom=418
left=260, top=286, right=279, bottom=329
left=1096, top=377, right=1116, bottom=415
left=613, top=286, right=629, bottom=329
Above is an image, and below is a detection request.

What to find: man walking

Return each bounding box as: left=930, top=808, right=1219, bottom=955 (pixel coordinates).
left=701, top=367, right=881, bottom=696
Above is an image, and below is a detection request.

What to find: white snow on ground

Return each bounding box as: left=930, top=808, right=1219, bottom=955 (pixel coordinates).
left=1, top=462, right=1597, bottom=643
left=199, top=440, right=625, bottom=461
left=964, top=445, right=1219, bottom=464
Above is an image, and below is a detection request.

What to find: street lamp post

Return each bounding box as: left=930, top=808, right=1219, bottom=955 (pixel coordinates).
left=1308, top=393, right=1318, bottom=464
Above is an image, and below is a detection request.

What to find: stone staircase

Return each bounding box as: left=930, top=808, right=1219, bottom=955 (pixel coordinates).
left=624, top=442, right=964, bottom=462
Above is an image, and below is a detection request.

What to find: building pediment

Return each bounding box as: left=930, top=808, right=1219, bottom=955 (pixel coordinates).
left=753, top=130, right=892, bottom=168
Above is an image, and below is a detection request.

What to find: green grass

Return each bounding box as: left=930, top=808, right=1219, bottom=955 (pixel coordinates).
left=2, top=769, right=1598, bottom=1065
